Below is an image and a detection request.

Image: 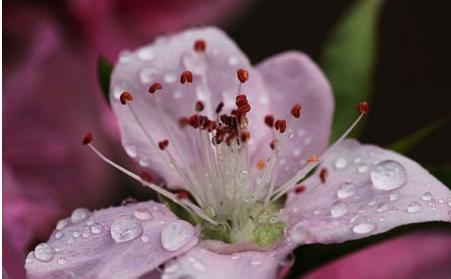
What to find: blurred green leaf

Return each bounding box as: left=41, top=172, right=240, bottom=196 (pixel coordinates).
left=431, top=167, right=451, bottom=187
left=388, top=115, right=450, bottom=154
left=320, top=0, right=382, bottom=141
left=97, top=56, right=113, bottom=103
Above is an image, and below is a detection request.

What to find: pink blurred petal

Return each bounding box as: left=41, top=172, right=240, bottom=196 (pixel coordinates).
left=304, top=231, right=451, bottom=279
left=255, top=51, right=334, bottom=187
left=286, top=139, right=451, bottom=244
left=110, top=26, right=270, bottom=187
left=25, top=201, right=198, bottom=279
left=161, top=242, right=293, bottom=279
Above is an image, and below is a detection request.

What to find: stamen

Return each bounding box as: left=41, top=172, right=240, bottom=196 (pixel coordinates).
left=359, top=101, right=369, bottom=114
left=82, top=132, right=93, bottom=145
left=270, top=140, right=276, bottom=150
left=264, top=115, right=275, bottom=128
left=291, top=104, right=302, bottom=118
left=158, top=139, right=169, bottom=150
left=215, top=102, right=224, bottom=114
left=256, top=160, right=266, bottom=170
left=148, top=82, right=162, bottom=94
left=307, top=155, right=319, bottom=163
left=194, top=40, right=206, bottom=52
left=177, top=190, right=190, bottom=199
left=237, top=68, right=249, bottom=83
left=195, top=101, right=205, bottom=112
left=180, top=71, right=193, bottom=84
left=319, top=167, right=328, bottom=183
left=120, top=91, right=133, bottom=105
left=140, top=171, right=154, bottom=183
left=294, top=185, right=305, bottom=193
left=240, top=131, right=250, bottom=143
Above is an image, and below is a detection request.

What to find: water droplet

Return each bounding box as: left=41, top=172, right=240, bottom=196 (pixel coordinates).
left=57, top=258, right=66, bottom=265
left=161, top=220, right=195, bottom=251
left=71, top=208, right=90, bottom=224
left=376, top=203, right=389, bottom=213
left=139, top=67, right=157, bottom=83
left=330, top=201, right=348, bottom=218
left=192, top=260, right=206, bottom=272
left=293, top=148, right=302, bottom=157
left=172, top=91, right=183, bottom=100
left=34, top=243, right=55, bottom=262
left=250, top=260, right=261, bottom=266
left=56, top=219, right=68, bottom=230
left=231, top=254, right=240, bottom=260
left=72, top=231, right=80, bottom=238
left=82, top=232, right=90, bottom=238
left=90, top=223, right=103, bottom=234
left=357, top=164, right=369, bottom=174
left=337, top=182, right=355, bottom=199
left=422, top=192, right=433, bottom=201
left=228, top=56, right=239, bottom=66
left=54, top=231, right=64, bottom=239
left=389, top=193, right=400, bottom=201
left=290, top=223, right=310, bottom=243
left=133, top=208, right=153, bottom=221
left=352, top=221, right=376, bottom=235
left=258, top=96, right=269, bottom=105
left=110, top=215, right=143, bottom=243
left=164, top=72, right=177, bottom=84
left=118, top=52, right=131, bottom=64
left=67, top=238, right=74, bottom=244
left=407, top=201, right=422, bottom=213
left=371, top=160, right=407, bottom=191
left=124, top=145, right=138, bottom=158
left=287, top=129, right=295, bottom=139
left=141, top=235, right=150, bottom=243
left=354, top=157, right=362, bottom=164
left=334, top=157, right=347, bottom=169
left=137, top=47, right=154, bottom=61
left=182, top=52, right=206, bottom=74
left=87, top=220, right=94, bottom=226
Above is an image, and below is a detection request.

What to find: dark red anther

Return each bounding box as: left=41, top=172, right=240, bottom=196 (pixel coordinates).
left=215, top=102, right=224, bottom=114
left=148, top=82, right=162, bottom=94
left=180, top=71, right=193, bottom=84
left=237, top=68, right=249, bottom=83
left=270, top=140, right=276, bottom=150
left=195, top=101, right=204, bottom=112
left=158, top=139, right=169, bottom=150
left=294, top=185, right=306, bottom=194
left=140, top=171, right=154, bottom=183
left=179, top=117, right=190, bottom=128
left=264, top=115, right=274, bottom=128
left=120, top=91, right=133, bottom=105
left=274, top=119, right=287, bottom=133
left=291, top=104, right=302, bottom=118
left=235, top=95, right=248, bottom=106
left=319, top=167, right=328, bottom=183
left=240, top=131, right=250, bottom=143
left=194, top=40, right=206, bottom=52
left=189, top=115, right=200, bottom=128
left=177, top=190, right=190, bottom=200
left=83, top=132, right=93, bottom=145
left=237, top=103, right=251, bottom=115
left=359, top=101, right=369, bottom=114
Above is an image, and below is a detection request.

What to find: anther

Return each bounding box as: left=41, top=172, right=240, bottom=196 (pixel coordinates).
left=270, top=140, right=276, bottom=150
left=180, top=71, right=193, bottom=84
left=194, top=40, right=206, bottom=52
left=237, top=68, right=249, bottom=83
left=307, top=155, right=319, bottom=163
left=158, top=139, right=169, bottom=150
left=140, top=171, right=154, bottom=183
left=179, top=117, right=190, bottom=128
left=215, top=102, right=224, bottom=114
left=195, top=101, right=204, bottom=112
left=120, top=91, right=133, bottom=105
left=291, top=104, right=302, bottom=118
left=177, top=190, right=190, bottom=200
left=264, top=115, right=274, bottom=128
left=148, top=82, right=162, bottom=94
left=274, top=119, right=287, bottom=133
left=83, top=132, right=93, bottom=145
left=359, top=101, right=369, bottom=114
left=294, top=185, right=306, bottom=194
left=240, top=130, right=250, bottom=143
left=256, top=160, right=266, bottom=170
left=319, top=167, right=328, bottom=183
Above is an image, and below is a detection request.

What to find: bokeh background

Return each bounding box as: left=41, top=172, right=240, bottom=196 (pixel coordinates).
left=3, top=0, right=451, bottom=278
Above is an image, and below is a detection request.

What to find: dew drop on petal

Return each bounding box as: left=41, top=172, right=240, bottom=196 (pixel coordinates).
left=164, top=72, right=177, bottom=84
left=250, top=260, right=262, bottom=266
left=110, top=216, right=143, bottom=243
left=137, top=47, right=155, bottom=61
left=357, top=164, right=369, bottom=174
left=34, top=243, right=55, bottom=262
left=376, top=203, right=389, bottom=213
left=371, top=160, right=407, bottom=191
left=161, top=220, right=195, bottom=251
left=57, top=258, right=66, bottom=265
left=228, top=56, right=239, bottom=66
left=139, top=68, right=158, bottom=83
left=124, top=145, right=138, bottom=158
left=56, top=219, right=68, bottom=230
left=90, top=223, right=103, bottom=234
left=330, top=201, right=348, bottom=218
left=54, top=231, right=64, bottom=239
left=141, top=235, right=150, bottom=243
left=71, top=208, right=90, bottom=224
left=334, top=157, right=347, bottom=170
left=422, top=192, right=433, bottom=201
left=389, top=193, right=400, bottom=201
left=337, top=182, right=355, bottom=199
left=407, top=201, right=422, bottom=213
left=352, top=221, right=376, bottom=235
left=290, top=223, right=310, bottom=243
left=133, top=208, right=153, bottom=221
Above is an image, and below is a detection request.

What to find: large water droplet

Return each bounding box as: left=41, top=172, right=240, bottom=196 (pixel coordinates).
left=161, top=220, right=195, bottom=251
left=330, top=201, right=348, bottom=218
left=54, top=231, right=64, bottom=239
left=290, top=223, right=310, bottom=243
left=124, top=145, right=138, bottom=158
left=334, top=157, right=347, bottom=170
left=352, top=220, right=376, bottom=235
left=164, top=72, right=177, bottom=84
left=137, top=47, right=154, bottom=61
left=337, top=182, right=355, bottom=199
left=371, top=160, right=407, bottom=191
left=133, top=208, right=153, bottom=221
left=422, top=192, right=433, bottom=201
left=110, top=216, right=143, bottom=243
left=56, top=219, right=68, bottom=230
left=71, top=208, right=90, bottom=224
left=407, top=201, right=422, bottom=213
left=34, top=243, right=55, bottom=262
left=227, top=56, right=239, bottom=66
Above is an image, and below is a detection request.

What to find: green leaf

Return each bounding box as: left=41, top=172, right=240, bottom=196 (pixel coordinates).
left=430, top=166, right=451, bottom=188
left=97, top=56, right=113, bottom=103
left=157, top=194, right=202, bottom=226
left=319, top=0, right=382, bottom=141
left=387, top=115, right=450, bottom=154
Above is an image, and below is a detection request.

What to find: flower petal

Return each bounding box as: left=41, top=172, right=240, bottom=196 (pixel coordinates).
left=286, top=139, right=451, bottom=244
left=255, top=51, right=334, bottom=186
left=25, top=201, right=198, bottom=279
left=304, top=231, right=451, bottom=279
left=110, top=26, right=270, bottom=187
left=160, top=242, right=293, bottom=279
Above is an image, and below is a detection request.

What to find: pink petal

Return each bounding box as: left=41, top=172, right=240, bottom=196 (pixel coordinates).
left=160, top=242, right=293, bottom=279
left=304, top=231, right=451, bottom=279
left=286, top=139, right=451, bottom=244
left=25, top=201, right=198, bottom=279
left=111, top=26, right=270, bottom=187
left=255, top=51, right=334, bottom=187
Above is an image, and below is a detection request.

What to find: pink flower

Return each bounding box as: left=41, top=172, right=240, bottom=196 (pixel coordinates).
left=24, top=27, right=451, bottom=279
